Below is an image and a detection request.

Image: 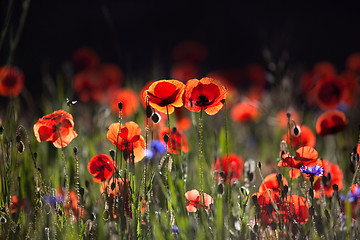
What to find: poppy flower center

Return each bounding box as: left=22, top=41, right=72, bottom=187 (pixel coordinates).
left=318, top=82, right=341, bottom=105
left=196, top=95, right=210, bottom=106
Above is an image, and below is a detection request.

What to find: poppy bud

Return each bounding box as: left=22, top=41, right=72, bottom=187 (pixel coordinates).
left=16, top=135, right=21, bottom=143
left=0, top=126, right=3, bottom=134
left=163, top=134, right=169, bottom=144
left=252, top=195, right=258, bottom=204
left=219, top=171, right=225, bottom=179
left=79, top=187, right=84, bottom=197
left=145, top=105, right=153, bottom=118
left=271, top=221, right=277, bottom=231
left=248, top=172, right=254, bottom=182
left=282, top=185, right=288, bottom=198
left=123, top=149, right=129, bottom=159
left=111, top=182, right=116, bottom=191
left=292, top=125, right=301, bottom=137
left=241, top=186, right=249, bottom=196
left=332, top=184, right=338, bottom=192
left=217, top=183, right=224, bottom=194
left=276, top=173, right=282, bottom=185
left=109, top=150, right=115, bottom=160
left=85, top=180, right=90, bottom=189
left=152, top=112, right=161, bottom=123
left=253, top=224, right=258, bottom=232
left=0, top=216, right=7, bottom=224
left=34, top=152, right=37, bottom=159
left=118, top=102, right=123, bottom=111
left=17, top=141, right=24, bottom=153
left=172, top=127, right=177, bottom=134
left=286, top=112, right=291, bottom=119
left=257, top=161, right=262, bottom=169
left=291, top=224, right=298, bottom=236
left=73, top=146, right=78, bottom=154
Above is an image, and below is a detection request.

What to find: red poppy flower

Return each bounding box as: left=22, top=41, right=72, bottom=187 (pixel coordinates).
left=278, top=146, right=322, bottom=179
left=258, top=173, right=288, bottom=194
left=72, top=46, right=99, bottom=70
left=206, top=71, right=239, bottom=107
left=107, top=121, right=146, bottom=163
left=0, top=65, right=24, bottom=98
left=159, top=127, right=189, bottom=154
left=316, top=110, right=348, bottom=136
left=340, top=70, right=359, bottom=107
left=231, top=100, right=259, bottom=123
left=87, top=154, right=115, bottom=183
left=301, top=61, right=337, bottom=104
left=33, top=109, right=78, bottom=148
left=282, top=125, right=316, bottom=149
left=73, top=64, right=123, bottom=103
left=172, top=40, right=208, bottom=63
left=184, top=77, right=227, bottom=115
left=212, top=154, right=244, bottom=184
left=109, top=88, right=139, bottom=118
left=146, top=80, right=185, bottom=114
left=276, top=109, right=300, bottom=129
left=185, top=189, right=213, bottom=212
left=281, top=195, right=310, bottom=224
left=314, top=75, right=346, bottom=110
left=170, top=62, right=199, bottom=83
left=252, top=189, right=281, bottom=226
left=313, top=160, right=343, bottom=198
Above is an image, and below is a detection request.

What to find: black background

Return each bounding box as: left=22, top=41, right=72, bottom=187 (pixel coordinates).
left=2, top=1, right=360, bottom=93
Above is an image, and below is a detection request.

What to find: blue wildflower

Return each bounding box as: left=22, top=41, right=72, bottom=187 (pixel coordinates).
left=171, top=225, right=179, bottom=234
left=42, top=195, right=62, bottom=206
left=342, top=185, right=360, bottom=202
left=300, top=164, right=324, bottom=177
left=145, top=140, right=166, bottom=159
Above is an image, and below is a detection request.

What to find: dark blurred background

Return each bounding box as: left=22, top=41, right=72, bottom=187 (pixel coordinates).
left=2, top=1, right=360, bottom=94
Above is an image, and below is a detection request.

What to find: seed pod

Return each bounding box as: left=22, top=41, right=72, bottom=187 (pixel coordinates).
left=151, top=112, right=161, bottom=123
left=17, top=141, right=25, bottom=153
left=118, top=102, right=123, bottom=111
left=145, top=105, right=153, bottom=118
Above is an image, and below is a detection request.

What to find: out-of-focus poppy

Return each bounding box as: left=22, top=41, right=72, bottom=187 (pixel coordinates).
left=212, top=154, right=244, bottom=184
left=276, top=109, right=300, bottom=129
left=278, top=146, right=322, bottom=179
left=282, top=125, right=316, bottom=149
left=184, top=77, right=227, bottom=115
left=9, top=196, right=24, bottom=214
left=73, top=64, right=123, bottom=103
left=174, top=107, right=191, bottom=131
left=281, top=195, right=310, bottom=224
left=170, top=62, right=199, bottom=83
left=0, top=65, right=24, bottom=98
left=316, top=110, right=348, bottom=136
left=258, top=173, right=288, bottom=194
left=109, top=88, right=139, bottom=118
left=340, top=70, right=359, bottom=107
left=172, top=40, right=207, bottom=63
left=252, top=188, right=281, bottom=226
left=107, top=121, right=146, bottom=163
left=231, top=100, right=259, bottom=123
left=343, top=183, right=360, bottom=219
left=207, top=70, right=239, bottom=106
left=33, top=109, right=78, bottom=148
left=314, top=75, right=345, bottom=110
left=72, top=47, right=99, bottom=70
left=346, top=52, right=360, bottom=74
left=185, top=189, right=213, bottom=212
left=313, top=160, right=343, bottom=198
left=87, top=154, right=115, bottom=183
left=301, top=61, right=337, bottom=103
left=146, top=80, right=185, bottom=114
left=159, top=127, right=189, bottom=154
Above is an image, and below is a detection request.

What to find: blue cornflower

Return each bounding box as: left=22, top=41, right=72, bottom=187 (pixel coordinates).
left=171, top=225, right=179, bottom=234
left=342, top=185, right=360, bottom=202
left=300, top=164, right=324, bottom=177
left=42, top=195, right=62, bottom=206
left=145, top=140, right=166, bottom=159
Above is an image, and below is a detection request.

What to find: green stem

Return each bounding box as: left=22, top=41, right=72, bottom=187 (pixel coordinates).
left=199, top=108, right=204, bottom=194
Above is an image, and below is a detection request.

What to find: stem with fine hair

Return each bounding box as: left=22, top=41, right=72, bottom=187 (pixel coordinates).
left=199, top=108, right=204, bottom=194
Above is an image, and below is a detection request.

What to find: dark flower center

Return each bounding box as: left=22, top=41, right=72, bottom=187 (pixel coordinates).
left=195, top=95, right=210, bottom=106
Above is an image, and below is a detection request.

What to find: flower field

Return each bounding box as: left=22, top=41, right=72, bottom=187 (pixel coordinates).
left=2, top=2, right=360, bottom=239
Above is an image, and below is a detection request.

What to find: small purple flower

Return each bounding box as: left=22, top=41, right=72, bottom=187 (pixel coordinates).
left=172, top=225, right=179, bottom=234
left=42, top=195, right=62, bottom=206
left=342, top=185, right=360, bottom=202
left=300, top=164, right=324, bottom=177
left=145, top=140, right=166, bottom=159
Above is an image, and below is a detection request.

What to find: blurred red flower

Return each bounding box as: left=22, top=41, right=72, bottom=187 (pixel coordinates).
left=314, top=75, right=345, bottom=110
left=212, top=154, right=244, bottom=184
left=316, top=110, right=347, bottom=136
left=107, top=121, right=146, bottom=163
left=231, top=100, right=259, bottom=123
left=282, top=125, right=316, bottom=149
left=146, top=80, right=185, bottom=114
left=33, top=109, right=78, bottom=148
left=109, top=88, right=139, bottom=118
left=313, top=160, right=343, bottom=198
left=346, top=52, right=360, bottom=74
left=159, top=127, right=189, bottom=154
left=281, top=195, right=310, bottom=224
left=170, top=62, right=199, bottom=83
left=258, top=173, right=288, bottom=194
left=0, top=65, right=24, bottom=98
left=278, top=146, right=322, bottom=179
left=72, top=46, right=100, bottom=70
left=87, top=154, right=115, bottom=183
left=185, top=189, right=213, bottom=212
left=184, top=77, right=227, bottom=115
left=276, top=109, right=300, bottom=129
left=73, top=63, right=123, bottom=103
